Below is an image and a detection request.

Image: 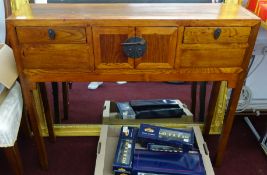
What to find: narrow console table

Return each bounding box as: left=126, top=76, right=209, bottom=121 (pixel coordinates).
left=7, top=3, right=260, bottom=170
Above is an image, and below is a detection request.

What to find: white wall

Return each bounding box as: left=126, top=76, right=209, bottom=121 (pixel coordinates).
left=245, top=28, right=267, bottom=109
left=247, top=55, right=267, bottom=96
left=35, top=0, right=47, bottom=3
left=0, top=0, right=5, bottom=43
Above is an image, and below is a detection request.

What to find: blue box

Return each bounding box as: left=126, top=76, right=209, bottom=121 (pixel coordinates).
left=132, top=149, right=206, bottom=175
left=113, top=126, right=138, bottom=173
left=138, top=124, right=194, bottom=152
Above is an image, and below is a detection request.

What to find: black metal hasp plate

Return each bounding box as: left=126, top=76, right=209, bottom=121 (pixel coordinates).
left=121, top=37, right=147, bottom=59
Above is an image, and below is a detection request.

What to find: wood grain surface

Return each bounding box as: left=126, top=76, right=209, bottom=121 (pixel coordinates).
left=180, top=48, right=245, bottom=67
left=183, top=27, right=251, bottom=43
left=16, top=27, right=86, bottom=44
left=92, top=27, right=135, bottom=69
left=135, top=27, right=177, bottom=69
left=6, top=3, right=261, bottom=169
left=7, top=3, right=259, bottom=21
left=21, top=44, right=91, bottom=70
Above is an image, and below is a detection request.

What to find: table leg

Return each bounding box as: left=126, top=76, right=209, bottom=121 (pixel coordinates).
left=214, top=85, right=244, bottom=167
left=20, top=107, right=32, bottom=139
left=191, top=82, right=197, bottom=117
left=199, top=82, right=207, bottom=122
left=52, top=82, right=60, bottom=124
left=21, top=81, right=48, bottom=169
left=39, top=83, right=56, bottom=142
left=214, top=22, right=260, bottom=167
left=4, top=141, right=23, bottom=175
left=62, top=82, right=69, bottom=120
left=204, top=81, right=221, bottom=136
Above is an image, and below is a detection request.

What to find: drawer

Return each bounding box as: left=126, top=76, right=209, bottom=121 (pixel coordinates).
left=16, top=27, right=86, bottom=44
left=21, top=44, right=91, bottom=70
left=95, top=125, right=215, bottom=175
left=183, top=27, right=251, bottom=44
left=180, top=49, right=245, bottom=67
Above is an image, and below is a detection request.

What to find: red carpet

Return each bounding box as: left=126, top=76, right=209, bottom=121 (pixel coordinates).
left=0, top=82, right=266, bottom=175
left=46, top=82, right=211, bottom=123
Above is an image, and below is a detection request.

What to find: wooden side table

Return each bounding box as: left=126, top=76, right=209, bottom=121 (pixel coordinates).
left=6, top=3, right=260, bottom=169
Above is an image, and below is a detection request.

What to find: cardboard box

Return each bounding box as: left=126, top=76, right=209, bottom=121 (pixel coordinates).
left=94, top=125, right=215, bottom=175
left=0, top=44, right=18, bottom=89
left=102, top=100, right=193, bottom=125
left=0, top=44, right=18, bottom=104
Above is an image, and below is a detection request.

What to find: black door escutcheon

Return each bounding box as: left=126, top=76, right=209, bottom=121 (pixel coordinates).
left=214, top=28, right=221, bottom=40
left=121, top=37, right=146, bottom=58
left=48, top=29, right=56, bottom=40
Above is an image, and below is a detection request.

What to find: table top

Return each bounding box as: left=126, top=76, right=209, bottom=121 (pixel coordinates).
left=7, top=3, right=259, bottom=21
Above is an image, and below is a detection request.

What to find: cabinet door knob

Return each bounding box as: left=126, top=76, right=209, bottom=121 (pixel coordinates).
left=48, top=29, right=56, bottom=40
left=214, top=28, right=221, bottom=40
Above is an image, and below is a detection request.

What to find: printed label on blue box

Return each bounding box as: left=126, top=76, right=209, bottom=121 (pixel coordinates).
left=147, top=143, right=183, bottom=153
left=158, top=128, right=191, bottom=143
left=138, top=124, right=194, bottom=152
left=113, top=126, right=138, bottom=173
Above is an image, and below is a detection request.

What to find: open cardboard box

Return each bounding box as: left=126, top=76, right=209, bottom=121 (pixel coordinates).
left=0, top=44, right=18, bottom=89
left=102, top=100, right=193, bottom=125
left=0, top=44, right=18, bottom=104
left=94, top=125, right=215, bottom=175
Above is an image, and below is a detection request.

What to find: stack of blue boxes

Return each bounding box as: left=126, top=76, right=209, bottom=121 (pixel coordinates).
left=113, top=124, right=206, bottom=175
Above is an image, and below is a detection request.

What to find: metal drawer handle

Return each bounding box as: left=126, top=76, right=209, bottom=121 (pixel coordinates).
left=214, top=28, right=221, bottom=40
left=48, top=29, right=56, bottom=40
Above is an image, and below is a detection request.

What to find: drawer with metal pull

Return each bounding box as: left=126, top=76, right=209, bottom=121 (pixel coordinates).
left=183, top=27, right=251, bottom=44
left=180, top=48, right=246, bottom=67
left=21, top=44, right=91, bottom=70
left=16, top=27, right=86, bottom=44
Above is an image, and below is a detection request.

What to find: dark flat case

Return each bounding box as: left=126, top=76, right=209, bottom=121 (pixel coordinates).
left=130, top=99, right=180, bottom=111
left=132, top=149, right=206, bottom=175
left=134, top=108, right=184, bottom=119
left=130, top=99, right=185, bottom=119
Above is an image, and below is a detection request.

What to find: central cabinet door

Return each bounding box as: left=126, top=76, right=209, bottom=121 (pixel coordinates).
left=93, top=27, right=135, bottom=69
left=135, top=27, right=178, bottom=69
left=92, top=27, right=178, bottom=70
